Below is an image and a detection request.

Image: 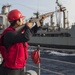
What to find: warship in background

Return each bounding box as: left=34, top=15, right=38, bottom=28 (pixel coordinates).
left=0, top=4, right=11, bottom=35
left=28, top=1, right=75, bottom=49
left=0, top=1, right=75, bottom=49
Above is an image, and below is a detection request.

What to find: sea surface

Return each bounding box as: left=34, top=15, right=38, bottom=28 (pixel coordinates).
left=0, top=48, right=75, bottom=75
left=27, top=48, right=75, bottom=75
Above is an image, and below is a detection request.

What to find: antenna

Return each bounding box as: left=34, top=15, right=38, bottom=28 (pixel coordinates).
left=33, top=11, right=39, bottom=18
left=56, top=0, right=62, bottom=8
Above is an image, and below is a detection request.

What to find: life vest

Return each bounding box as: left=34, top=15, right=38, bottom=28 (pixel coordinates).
left=0, top=26, right=28, bottom=69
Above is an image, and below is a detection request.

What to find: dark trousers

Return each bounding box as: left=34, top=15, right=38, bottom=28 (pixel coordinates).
left=1, top=66, right=25, bottom=75
left=0, top=64, right=4, bottom=75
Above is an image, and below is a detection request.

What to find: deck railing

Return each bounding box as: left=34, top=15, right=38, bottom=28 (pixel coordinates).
left=27, top=46, right=75, bottom=75
left=0, top=46, right=75, bottom=75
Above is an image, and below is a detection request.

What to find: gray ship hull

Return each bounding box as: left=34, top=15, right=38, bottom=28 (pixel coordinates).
left=28, top=37, right=75, bottom=49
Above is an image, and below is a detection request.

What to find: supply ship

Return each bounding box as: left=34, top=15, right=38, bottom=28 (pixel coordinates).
left=0, top=1, right=75, bottom=49
left=28, top=1, right=75, bottom=49
left=0, top=4, right=11, bottom=35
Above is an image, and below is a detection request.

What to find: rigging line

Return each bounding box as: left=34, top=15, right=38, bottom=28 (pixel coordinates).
left=37, top=0, right=39, bottom=12
left=0, top=2, right=6, bottom=5
left=28, top=55, right=75, bottom=65
left=27, top=64, right=64, bottom=75
left=12, top=3, right=37, bottom=11
left=41, top=57, right=75, bottom=65
left=11, top=3, right=50, bottom=12
left=0, top=3, right=3, bottom=5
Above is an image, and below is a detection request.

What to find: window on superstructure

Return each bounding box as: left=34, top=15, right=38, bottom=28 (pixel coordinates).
left=33, top=33, right=71, bottom=37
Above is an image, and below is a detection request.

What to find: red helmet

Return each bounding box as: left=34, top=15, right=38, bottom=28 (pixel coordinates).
left=8, top=9, right=25, bottom=21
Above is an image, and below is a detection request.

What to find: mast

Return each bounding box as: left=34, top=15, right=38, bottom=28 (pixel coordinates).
left=1, top=4, right=11, bottom=14
left=50, top=14, right=54, bottom=27
left=33, top=11, right=39, bottom=18
left=56, top=0, right=67, bottom=29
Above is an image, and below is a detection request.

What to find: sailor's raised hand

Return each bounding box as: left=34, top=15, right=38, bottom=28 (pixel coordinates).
left=26, top=22, right=33, bottom=29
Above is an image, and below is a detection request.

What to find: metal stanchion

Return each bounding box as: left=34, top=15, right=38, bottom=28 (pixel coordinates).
left=37, top=45, right=40, bottom=75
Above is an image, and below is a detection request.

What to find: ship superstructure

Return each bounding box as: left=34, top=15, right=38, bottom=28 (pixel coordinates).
left=0, top=2, right=75, bottom=49
left=0, top=4, right=11, bottom=35
left=28, top=1, right=75, bottom=49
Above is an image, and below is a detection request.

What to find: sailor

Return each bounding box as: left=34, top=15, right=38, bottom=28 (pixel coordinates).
left=0, top=9, right=40, bottom=75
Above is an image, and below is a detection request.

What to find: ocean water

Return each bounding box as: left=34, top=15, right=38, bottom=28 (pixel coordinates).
left=0, top=48, right=75, bottom=75
left=27, top=48, right=75, bottom=75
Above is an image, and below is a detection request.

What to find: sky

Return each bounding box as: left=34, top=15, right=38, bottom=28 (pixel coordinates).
left=0, top=0, right=75, bottom=27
